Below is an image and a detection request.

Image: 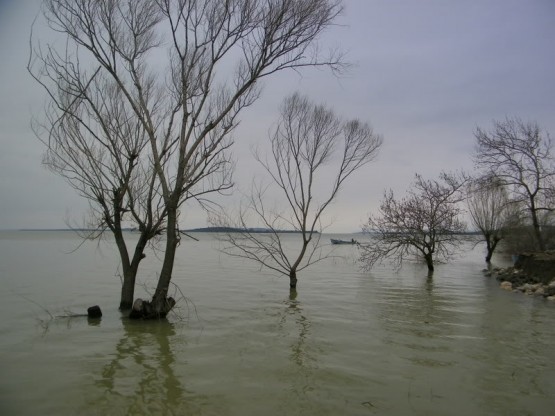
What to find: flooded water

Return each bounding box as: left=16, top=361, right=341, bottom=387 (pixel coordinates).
left=0, top=231, right=554, bottom=415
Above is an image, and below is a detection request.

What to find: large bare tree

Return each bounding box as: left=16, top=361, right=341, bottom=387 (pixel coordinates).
left=466, top=175, right=510, bottom=263
left=29, top=39, right=168, bottom=311
left=216, top=93, right=382, bottom=291
left=29, top=0, right=345, bottom=317
left=360, top=172, right=467, bottom=273
left=474, top=118, right=555, bottom=251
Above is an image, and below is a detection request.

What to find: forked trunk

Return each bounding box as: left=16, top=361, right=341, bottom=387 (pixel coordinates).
left=486, top=235, right=501, bottom=263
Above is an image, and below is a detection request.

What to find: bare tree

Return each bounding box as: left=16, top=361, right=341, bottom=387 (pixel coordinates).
left=215, top=93, right=382, bottom=291
left=474, top=118, right=555, bottom=251
left=361, top=172, right=467, bottom=273
left=29, top=45, right=167, bottom=310
left=466, top=175, right=511, bottom=263
left=29, top=0, right=345, bottom=317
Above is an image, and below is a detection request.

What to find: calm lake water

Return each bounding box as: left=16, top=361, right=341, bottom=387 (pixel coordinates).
left=0, top=231, right=554, bottom=415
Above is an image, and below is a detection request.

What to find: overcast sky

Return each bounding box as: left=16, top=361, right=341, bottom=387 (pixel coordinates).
left=1, top=0, right=554, bottom=233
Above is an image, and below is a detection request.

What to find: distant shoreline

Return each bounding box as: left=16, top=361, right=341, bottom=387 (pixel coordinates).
left=183, top=227, right=313, bottom=234
left=14, top=227, right=316, bottom=234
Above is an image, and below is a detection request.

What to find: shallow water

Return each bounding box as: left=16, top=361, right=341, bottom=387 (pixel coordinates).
left=0, top=231, right=554, bottom=415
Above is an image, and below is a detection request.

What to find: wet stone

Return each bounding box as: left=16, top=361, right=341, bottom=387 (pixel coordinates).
left=87, top=305, right=102, bottom=319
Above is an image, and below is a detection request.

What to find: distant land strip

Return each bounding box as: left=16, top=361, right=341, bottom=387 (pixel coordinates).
left=183, top=227, right=311, bottom=233
left=16, top=227, right=312, bottom=233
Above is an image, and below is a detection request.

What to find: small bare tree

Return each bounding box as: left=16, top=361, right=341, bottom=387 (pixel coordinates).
left=474, top=118, right=555, bottom=251
left=361, top=172, right=467, bottom=273
left=466, top=175, right=510, bottom=263
left=216, top=93, right=382, bottom=291
left=29, top=0, right=346, bottom=317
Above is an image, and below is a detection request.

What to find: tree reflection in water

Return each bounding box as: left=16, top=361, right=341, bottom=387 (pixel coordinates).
left=276, top=291, right=321, bottom=411
left=282, top=291, right=313, bottom=368
left=88, top=319, right=203, bottom=415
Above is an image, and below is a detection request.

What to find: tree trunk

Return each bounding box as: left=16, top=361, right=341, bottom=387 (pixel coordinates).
left=485, top=251, right=493, bottom=263
left=150, top=207, right=179, bottom=318
left=113, top=228, right=134, bottom=310
left=288, top=240, right=308, bottom=292
left=485, top=236, right=493, bottom=263
left=531, top=211, right=545, bottom=251
left=529, top=198, right=545, bottom=251
left=119, top=268, right=135, bottom=310
left=485, top=236, right=500, bottom=263
left=120, top=232, right=149, bottom=309
left=114, top=228, right=149, bottom=310
left=289, top=269, right=298, bottom=290
left=424, top=253, right=434, bottom=272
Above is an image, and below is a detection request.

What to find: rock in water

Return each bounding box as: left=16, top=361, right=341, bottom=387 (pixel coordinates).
left=129, top=297, right=176, bottom=319
left=87, top=305, right=102, bottom=318
left=129, top=298, right=144, bottom=319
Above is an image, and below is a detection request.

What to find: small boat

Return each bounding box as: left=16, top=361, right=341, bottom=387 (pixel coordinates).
left=330, top=238, right=358, bottom=245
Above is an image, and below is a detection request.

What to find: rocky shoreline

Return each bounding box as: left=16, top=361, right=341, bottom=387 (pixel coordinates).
left=485, top=251, right=555, bottom=300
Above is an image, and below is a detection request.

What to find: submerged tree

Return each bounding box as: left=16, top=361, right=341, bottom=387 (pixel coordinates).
left=466, top=175, right=510, bottom=263
left=361, top=172, right=467, bottom=273
left=30, top=56, right=167, bottom=311
left=474, top=118, right=555, bottom=251
left=29, top=0, right=345, bottom=317
left=215, top=93, right=382, bottom=291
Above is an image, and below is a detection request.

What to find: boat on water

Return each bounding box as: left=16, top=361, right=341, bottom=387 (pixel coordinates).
left=330, top=238, right=358, bottom=245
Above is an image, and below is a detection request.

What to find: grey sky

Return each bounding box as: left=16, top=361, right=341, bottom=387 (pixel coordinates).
left=1, top=0, right=554, bottom=232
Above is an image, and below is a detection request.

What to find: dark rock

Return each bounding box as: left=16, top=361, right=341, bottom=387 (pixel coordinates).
left=534, top=287, right=545, bottom=296
left=129, top=298, right=145, bottom=319
left=546, top=283, right=555, bottom=297
left=128, top=297, right=176, bottom=320
left=87, top=305, right=102, bottom=319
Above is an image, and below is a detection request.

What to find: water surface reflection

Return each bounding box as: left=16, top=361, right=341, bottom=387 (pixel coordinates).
left=84, top=319, right=202, bottom=415
left=275, top=292, right=321, bottom=413
left=2, top=233, right=555, bottom=415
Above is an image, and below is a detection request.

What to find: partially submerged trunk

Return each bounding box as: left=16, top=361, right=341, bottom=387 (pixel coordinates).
left=119, top=266, right=136, bottom=311
left=148, top=207, right=179, bottom=318
left=424, top=253, right=434, bottom=272
left=114, top=228, right=149, bottom=310
left=485, top=235, right=494, bottom=263
left=485, top=234, right=502, bottom=263
left=289, top=269, right=298, bottom=290
left=485, top=250, right=493, bottom=264
left=129, top=297, right=176, bottom=320
left=288, top=239, right=308, bottom=291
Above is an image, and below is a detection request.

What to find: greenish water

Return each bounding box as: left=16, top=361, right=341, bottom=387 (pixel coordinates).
left=0, top=231, right=554, bottom=415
